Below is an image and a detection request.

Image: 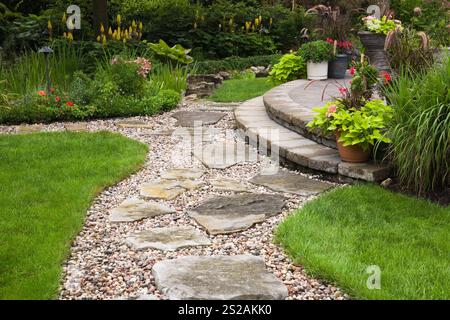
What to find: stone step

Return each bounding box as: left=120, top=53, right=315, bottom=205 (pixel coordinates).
left=263, top=79, right=352, bottom=149
left=235, top=97, right=392, bottom=182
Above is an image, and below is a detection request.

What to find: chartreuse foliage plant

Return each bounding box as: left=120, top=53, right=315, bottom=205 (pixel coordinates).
left=363, top=15, right=403, bottom=35
left=299, top=40, right=333, bottom=63
left=308, top=100, right=393, bottom=151
left=268, top=53, right=306, bottom=84
left=0, top=132, right=147, bottom=299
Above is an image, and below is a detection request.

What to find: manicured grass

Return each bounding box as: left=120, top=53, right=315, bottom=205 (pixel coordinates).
left=276, top=184, right=450, bottom=300
left=0, top=132, right=148, bottom=299
left=208, top=77, right=275, bottom=102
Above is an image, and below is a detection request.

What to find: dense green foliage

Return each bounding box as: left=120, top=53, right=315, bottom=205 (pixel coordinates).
left=299, top=40, right=333, bottom=63
left=276, top=184, right=450, bottom=300
left=195, top=54, right=281, bottom=74
left=268, top=53, right=306, bottom=83
left=0, top=48, right=183, bottom=124
left=309, top=100, right=393, bottom=151
left=383, top=59, right=450, bottom=194
left=0, top=132, right=148, bottom=299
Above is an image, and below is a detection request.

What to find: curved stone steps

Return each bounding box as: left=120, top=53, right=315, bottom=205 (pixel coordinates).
left=263, top=79, right=351, bottom=149
left=235, top=96, right=392, bottom=182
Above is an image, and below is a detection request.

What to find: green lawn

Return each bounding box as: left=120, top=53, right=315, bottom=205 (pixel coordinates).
left=276, top=184, right=450, bottom=300
left=0, top=132, right=148, bottom=299
left=208, top=77, right=275, bottom=102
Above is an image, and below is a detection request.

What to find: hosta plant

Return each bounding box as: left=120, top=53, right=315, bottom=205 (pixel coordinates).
left=148, top=39, right=194, bottom=65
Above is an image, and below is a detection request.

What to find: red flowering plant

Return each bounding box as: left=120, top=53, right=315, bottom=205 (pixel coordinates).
left=326, top=38, right=353, bottom=55
left=36, top=88, right=95, bottom=120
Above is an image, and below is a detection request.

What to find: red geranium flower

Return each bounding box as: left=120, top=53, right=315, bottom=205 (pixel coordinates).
left=37, top=90, right=46, bottom=97
left=55, top=96, right=61, bottom=103
left=380, top=71, right=391, bottom=84
left=349, top=67, right=356, bottom=76
left=326, top=37, right=334, bottom=44
left=66, top=101, right=74, bottom=107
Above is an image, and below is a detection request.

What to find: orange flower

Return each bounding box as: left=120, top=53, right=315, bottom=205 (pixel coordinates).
left=38, top=90, right=46, bottom=97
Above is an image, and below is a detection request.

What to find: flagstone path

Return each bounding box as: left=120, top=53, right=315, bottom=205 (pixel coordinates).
left=0, top=95, right=349, bottom=300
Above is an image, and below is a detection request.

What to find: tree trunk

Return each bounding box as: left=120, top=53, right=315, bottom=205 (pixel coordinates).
left=93, top=0, right=108, bottom=36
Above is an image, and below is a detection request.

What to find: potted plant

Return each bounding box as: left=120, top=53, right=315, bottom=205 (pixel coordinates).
left=358, top=15, right=402, bottom=71
left=300, top=40, right=333, bottom=80
left=308, top=56, right=393, bottom=162
left=327, top=38, right=352, bottom=79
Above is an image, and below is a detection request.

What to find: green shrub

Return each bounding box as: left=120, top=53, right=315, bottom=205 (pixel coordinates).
left=195, top=54, right=281, bottom=74
left=268, top=53, right=306, bottom=84
left=300, top=40, right=334, bottom=63
left=383, top=59, right=450, bottom=194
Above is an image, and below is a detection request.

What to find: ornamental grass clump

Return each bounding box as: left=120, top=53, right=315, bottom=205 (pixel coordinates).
left=383, top=58, right=450, bottom=194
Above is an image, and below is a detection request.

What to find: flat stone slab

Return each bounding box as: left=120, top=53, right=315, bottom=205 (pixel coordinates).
left=189, top=194, right=285, bottom=234
left=210, top=179, right=251, bottom=193
left=116, top=120, right=153, bottom=129
left=17, top=124, right=44, bottom=133
left=338, top=162, right=392, bottom=182
left=125, top=226, right=211, bottom=251
left=161, top=168, right=204, bottom=180
left=140, top=179, right=204, bottom=200
left=193, top=141, right=258, bottom=169
left=172, top=127, right=215, bottom=142
left=65, top=123, right=88, bottom=132
left=249, top=171, right=334, bottom=196
left=152, top=255, right=288, bottom=300
left=172, top=111, right=226, bottom=127
left=109, top=198, right=175, bottom=223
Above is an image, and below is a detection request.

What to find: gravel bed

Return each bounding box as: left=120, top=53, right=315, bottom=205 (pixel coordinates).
left=0, top=99, right=348, bottom=300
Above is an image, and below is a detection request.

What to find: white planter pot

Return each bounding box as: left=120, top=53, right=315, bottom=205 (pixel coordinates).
left=307, top=61, right=329, bottom=80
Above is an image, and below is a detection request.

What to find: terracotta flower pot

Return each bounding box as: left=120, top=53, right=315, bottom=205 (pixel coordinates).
left=335, top=132, right=371, bottom=163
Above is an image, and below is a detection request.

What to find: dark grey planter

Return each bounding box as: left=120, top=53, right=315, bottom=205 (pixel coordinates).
left=358, top=31, right=390, bottom=71
left=328, top=54, right=349, bottom=79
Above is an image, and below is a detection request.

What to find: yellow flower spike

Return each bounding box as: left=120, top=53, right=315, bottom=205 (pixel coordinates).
left=62, top=13, right=67, bottom=24
left=108, top=27, right=113, bottom=36
left=67, top=32, right=73, bottom=42
left=132, top=20, right=136, bottom=28
left=63, top=32, right=67, bottom=38
left=117, top=27, right=121, bottom=35
left=48, top=20, right=53, bottom=30
left=123, top=38, right=127, bottom=44
left=102, top=35, right=107, bottom=45
left=270, top=17, right=273, bottom=26
left=96, top=35, right=101, bottom=42
left=100, top=23, right=105, bottom=34
left=117, top=14, right=121, bottom=24
left=259, top=15, right=262, bottom=22
left=139, top=22, right=143, bottom=30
